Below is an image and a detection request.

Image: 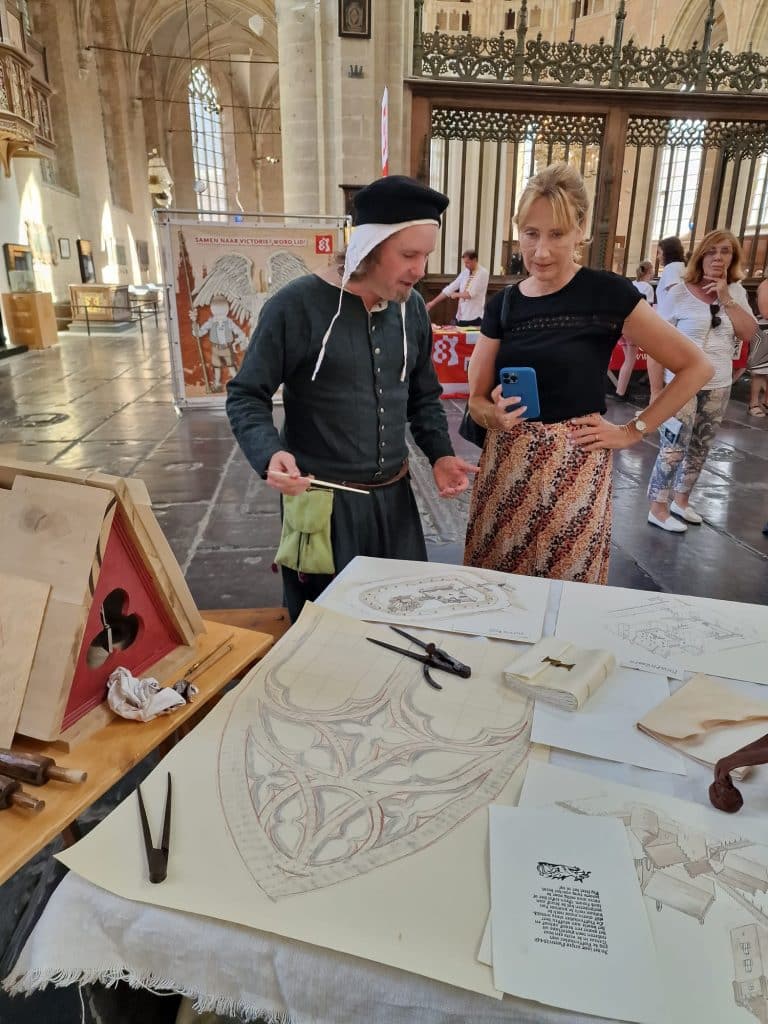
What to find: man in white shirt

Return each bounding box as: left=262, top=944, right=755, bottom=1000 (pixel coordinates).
left=426, top=249, right=489, bottom=326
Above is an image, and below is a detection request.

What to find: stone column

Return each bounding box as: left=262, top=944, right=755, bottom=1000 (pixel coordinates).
left=274, top=0, right=323, bottom=214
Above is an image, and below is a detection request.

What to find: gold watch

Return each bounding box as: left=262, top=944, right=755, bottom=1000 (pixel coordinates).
left=633, top=415, right=648, bottom=436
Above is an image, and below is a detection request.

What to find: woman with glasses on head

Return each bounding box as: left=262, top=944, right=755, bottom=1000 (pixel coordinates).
left=647, top=229, right=757, bottom=532
left=463, top=163, right=712, bottom=584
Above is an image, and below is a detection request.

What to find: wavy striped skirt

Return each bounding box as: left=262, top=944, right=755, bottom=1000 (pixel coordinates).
left=463, top=421, right=613, bottom=584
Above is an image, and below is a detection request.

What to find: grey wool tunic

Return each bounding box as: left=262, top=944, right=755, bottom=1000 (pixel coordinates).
left=226, top=274, right=455, bottom=616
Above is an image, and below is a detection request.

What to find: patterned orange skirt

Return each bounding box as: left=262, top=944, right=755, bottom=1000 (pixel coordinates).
left=463, top=421, right=613, bottom=584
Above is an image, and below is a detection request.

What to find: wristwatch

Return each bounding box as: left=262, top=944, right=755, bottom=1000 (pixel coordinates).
left=633, top=416, right=648, bottom=436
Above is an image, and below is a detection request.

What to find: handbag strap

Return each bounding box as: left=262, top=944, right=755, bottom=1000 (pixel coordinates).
left=500, top=282, right=520, bottom=331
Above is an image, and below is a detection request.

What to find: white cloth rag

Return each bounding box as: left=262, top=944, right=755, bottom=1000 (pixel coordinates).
left=106, top=667, right=185, bottom=722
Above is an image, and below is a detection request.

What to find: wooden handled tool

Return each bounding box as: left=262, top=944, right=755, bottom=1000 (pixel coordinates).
left=0, top=748, right=88, bottom=787
left=0, top=774, right=45, bottom=813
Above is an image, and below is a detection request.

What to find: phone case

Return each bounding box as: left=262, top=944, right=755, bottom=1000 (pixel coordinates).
left=499, top=366, right=540, bottom=420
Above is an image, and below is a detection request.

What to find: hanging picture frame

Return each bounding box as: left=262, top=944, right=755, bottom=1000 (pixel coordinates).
left=338, top=0, right=370, bottom=38
left=58, top=238, right=71, bottom=260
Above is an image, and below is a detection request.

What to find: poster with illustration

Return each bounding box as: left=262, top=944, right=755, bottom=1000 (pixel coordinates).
left=159, top=216, right=345, bottom=406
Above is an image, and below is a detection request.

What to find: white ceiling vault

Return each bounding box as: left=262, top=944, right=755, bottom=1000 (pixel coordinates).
left=75, top=0, right=278, bottom=96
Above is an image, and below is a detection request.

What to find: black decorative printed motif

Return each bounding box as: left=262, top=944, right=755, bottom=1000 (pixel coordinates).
left=537, top=861, right=592, bottom=884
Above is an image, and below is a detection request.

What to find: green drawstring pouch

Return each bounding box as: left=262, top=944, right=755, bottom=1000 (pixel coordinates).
left=275, top=490, right=335, bottom=575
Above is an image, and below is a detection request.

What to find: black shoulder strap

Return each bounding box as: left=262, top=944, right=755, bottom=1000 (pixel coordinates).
left=500, top=282, right=519, bottom=332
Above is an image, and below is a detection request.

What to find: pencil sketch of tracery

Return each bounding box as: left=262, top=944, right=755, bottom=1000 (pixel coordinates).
left=218, top=604, right=531, bottom=899
left=319, top=558, right=550, bottom=642
left=604, top=598, right=757, bottom=660
left=356, top=574, right=523, bottom=621
left=557, top=795, right=768, bottom=1021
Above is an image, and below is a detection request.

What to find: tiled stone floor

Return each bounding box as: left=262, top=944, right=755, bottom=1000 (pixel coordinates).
left=0, top=322, right=766, bottom=1022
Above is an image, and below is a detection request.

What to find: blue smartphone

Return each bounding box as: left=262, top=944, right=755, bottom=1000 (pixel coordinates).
left=500, top=367, right=540, bottom=420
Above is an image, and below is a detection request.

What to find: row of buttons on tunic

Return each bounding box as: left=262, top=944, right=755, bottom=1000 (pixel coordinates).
left=372, top=325, right=385, bottom=471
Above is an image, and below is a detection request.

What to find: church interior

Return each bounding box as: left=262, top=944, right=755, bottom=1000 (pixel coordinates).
left=0, top=1, right=768, bottom=1022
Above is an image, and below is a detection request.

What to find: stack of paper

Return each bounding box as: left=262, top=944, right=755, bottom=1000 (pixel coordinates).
left=503, top=637, right=615, bottom=711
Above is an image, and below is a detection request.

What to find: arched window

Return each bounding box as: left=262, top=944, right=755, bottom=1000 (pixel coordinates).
left=188, top=65, right=227, bottom=220
left=652, top=120, right=705, bottom=242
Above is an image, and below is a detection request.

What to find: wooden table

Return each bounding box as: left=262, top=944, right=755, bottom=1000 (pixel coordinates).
left=0, top=618, right=274, bottom=886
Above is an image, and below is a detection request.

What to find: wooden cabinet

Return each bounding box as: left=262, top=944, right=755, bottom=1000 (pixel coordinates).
left=0, top=291, right=58, bottom=349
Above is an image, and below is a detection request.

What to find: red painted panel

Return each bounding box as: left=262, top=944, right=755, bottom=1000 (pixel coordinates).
left=62, top=510, right=183, bottom=730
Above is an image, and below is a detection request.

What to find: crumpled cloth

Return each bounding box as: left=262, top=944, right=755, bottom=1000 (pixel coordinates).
left=107, top=667, right=185, bottom=722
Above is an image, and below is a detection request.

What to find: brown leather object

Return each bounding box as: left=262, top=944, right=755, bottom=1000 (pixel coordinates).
left=709, top=732, right=768, bottom=813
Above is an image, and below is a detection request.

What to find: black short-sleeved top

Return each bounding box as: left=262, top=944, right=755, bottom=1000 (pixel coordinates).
left=480, top=267, right=642, bottom=423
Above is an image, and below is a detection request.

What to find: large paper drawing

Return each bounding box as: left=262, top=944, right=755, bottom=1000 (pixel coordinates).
left=59, top=603, right=534, bottom=998
left=321, top=556, right=549, bottom=642
left=521, top=762, right=768, bottom=1024
left=219, top=603, right=531, bottom=897
left=555, top=582, right=768, bottom=682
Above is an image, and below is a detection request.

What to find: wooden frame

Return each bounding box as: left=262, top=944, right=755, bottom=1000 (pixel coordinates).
left=76, top=238, right=96, bottom=284
left=338, top=0, right=370, bottom=38
left=58, top=237, right=71, bottom=259
left=3, top=242, right=32, bottom=276
left=2, top=243, right=34, bottom=291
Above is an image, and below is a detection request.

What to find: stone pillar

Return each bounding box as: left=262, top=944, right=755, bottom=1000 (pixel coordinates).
left=275, top=0, right=412, bottom=217
left=274, top=0, right=324, bottom=214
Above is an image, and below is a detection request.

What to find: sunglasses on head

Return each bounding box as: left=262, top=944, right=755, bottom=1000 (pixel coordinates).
left=709, top=303, right=721, bottom=329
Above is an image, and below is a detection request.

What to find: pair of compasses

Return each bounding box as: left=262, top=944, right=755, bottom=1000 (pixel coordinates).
left=367, top=626, right=471, bottom=690
left=137, top=773, right=172, bottom=884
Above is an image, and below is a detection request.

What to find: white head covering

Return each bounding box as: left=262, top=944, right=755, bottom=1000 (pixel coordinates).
left=312, top=218, right=440, bottom=383
left=310, top=175, right=449, bottom=383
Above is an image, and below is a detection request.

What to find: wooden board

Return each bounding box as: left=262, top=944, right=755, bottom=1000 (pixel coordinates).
left=0, top=475, right=114, bottom=606
left=0, top=461, right=204, bottom=642
left=0, top=619, right=274, bottom=886
left=16, top=598, right=89, bottom=741
left=0, top=573, right=50, bottom=747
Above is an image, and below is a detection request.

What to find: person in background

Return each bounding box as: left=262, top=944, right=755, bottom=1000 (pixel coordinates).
left=227, top=176, right=478, bottom=620
left=463, top=163, right=712, bottom=584
left=647, top=236, right=687, bottom=402
left=426, top=249, right=489, bottom=327
left=613, top=260, right=655, bottom=403
left=747, top=277, right=768, bottom=417
left=647, top=229, right=757, bottom=532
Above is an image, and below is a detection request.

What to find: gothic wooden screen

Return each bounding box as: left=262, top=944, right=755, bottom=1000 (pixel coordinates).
left=619, top=118, right=768, bottom=277
left=408, top=0, right=768, bottom=283
left=427, top=108, right=605, bottom=276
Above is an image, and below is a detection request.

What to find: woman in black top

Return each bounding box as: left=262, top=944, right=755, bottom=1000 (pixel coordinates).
left=463, top=163, right=712, bottom=584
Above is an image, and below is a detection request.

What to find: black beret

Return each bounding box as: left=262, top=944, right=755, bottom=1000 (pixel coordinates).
left=352, top=175, right=449, bottom=226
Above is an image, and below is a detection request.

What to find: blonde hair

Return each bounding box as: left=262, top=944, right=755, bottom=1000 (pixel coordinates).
left=636, top=260, right=652, bottom=279
left=684, top=230, right=745, bottom=285
left=515, top=163, right=589, bottom=233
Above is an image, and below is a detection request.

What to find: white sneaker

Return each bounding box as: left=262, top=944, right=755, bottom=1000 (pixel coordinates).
left=670, top=501, right=703, bottom=524
left=648, top=511, right=687, bottom=532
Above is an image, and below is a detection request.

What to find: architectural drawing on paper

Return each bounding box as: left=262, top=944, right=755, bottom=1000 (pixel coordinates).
left=218, top=604, right=531, bottom=899
left=604, top=597, right=757, bottom=660
left=355, top=572, right=523, bottom=622
left=557, top=796, right=768, bottom=1020
left=321, top=557, right=550, bottom=642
